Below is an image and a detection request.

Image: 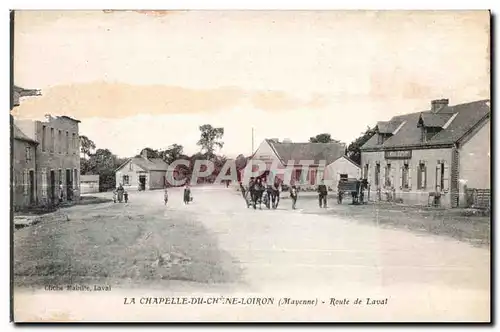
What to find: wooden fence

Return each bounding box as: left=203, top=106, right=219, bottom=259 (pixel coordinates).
left=465, top=188, right=491, bottom=209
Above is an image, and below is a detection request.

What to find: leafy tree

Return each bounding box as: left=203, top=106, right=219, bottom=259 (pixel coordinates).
left=197, top=124, right=224, bottom=157
left=80, top=148, right=125, bottom=191
left=309, top=133, right=339, bottom=143
left=79, top=135, right=96, bottom=159
left=346, top=126, right=376, bottom=165
left=137, top=147, right=160, bottom=159
left=160, top=144, right=184, bottom=164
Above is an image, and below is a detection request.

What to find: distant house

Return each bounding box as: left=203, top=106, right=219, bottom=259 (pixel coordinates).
left=115, top=149, right=169, bottom=190
left=244, top=138, right=360, bottom=189
left=80, top=175, right=100, bottom=194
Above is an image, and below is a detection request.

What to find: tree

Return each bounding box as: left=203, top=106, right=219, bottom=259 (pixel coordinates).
left=197, top=124, right=224, bottom=157
left=137, top=147, right=160, bottom=159
left=346, top=126, right=376, bottom=165
left=309, top=133, right=336, bottom=143
left=80, top=135, right=96, bottom=159
left=81, top=148, right=125, bottom=191
left=160, top=144, right=184, bottom=164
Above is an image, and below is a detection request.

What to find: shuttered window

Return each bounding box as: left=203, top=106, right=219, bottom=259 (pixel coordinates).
left=417, top=162, right=427, bottom=190
left=375, top=163, right=380, bottom=186
left=435, top=161, right=449, bottom=192
left=23, top=170, right=28, bottom=195
left=400, top=162, right=410, bottom=189
left=41, top=168, right=47, bottom=197
left=385, top=163, right=392, bottom=187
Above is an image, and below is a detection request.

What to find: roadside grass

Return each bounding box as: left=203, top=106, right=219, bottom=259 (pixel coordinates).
left=316, top=202, right=490, bottom=247
left=14, top=203, right=242, bottom=288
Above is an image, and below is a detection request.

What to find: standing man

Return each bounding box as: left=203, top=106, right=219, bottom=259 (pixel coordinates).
left=58, top=181, right=64, bottom=204
left=290, top=185, right=298, bottom=210
left=164, top=187, right=169, bottom=205
left=317, top=180, right=328, bottom=208
left=183, top=184, right=191, bottom=204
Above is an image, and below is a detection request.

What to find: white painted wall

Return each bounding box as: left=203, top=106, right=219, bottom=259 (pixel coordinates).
left=324, top=157, right=361, bottom=189
left=459, top=119, right=490, bottom=189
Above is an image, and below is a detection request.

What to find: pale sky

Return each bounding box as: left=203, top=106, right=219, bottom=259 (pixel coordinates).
left=13, top=10, right=490, bottom=158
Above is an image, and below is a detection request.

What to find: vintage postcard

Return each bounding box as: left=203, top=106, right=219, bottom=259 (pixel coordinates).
left=11, top=10, right=491, bottom=322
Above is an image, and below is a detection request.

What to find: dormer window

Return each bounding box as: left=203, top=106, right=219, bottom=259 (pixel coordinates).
left=417, top=112, right=455, bottom=143
left=375, top=120, right=404, bottom=145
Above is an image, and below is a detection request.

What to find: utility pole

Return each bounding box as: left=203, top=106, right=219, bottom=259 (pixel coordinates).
left=251, top=127, right=254, bottom=156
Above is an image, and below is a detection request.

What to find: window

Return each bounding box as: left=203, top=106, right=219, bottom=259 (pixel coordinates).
left=129, top=162, right=133, bottom=171
left=123, top=175, right=130, bottom=185
left=340, top=174, right=348, bottom=181
left=58, top=169, right=62, bottom=185
left=295, top=169, right=302, bottom=183
left=42, top=126, right=46, bottom=152
left=66, top=131, right=69, bottom=154
left=375, top=163, right=380, bottom=187
left=363, top=164, right=369, bottom=179
left=401, top=163, right=410, bottom=189
left=417, top=162, right=427, bottom=189
left=58, top=130, right=62, bottom=154
left=72, top=133, right=76, bottom=154
left=385, top=163, right=392, bottom=187
left=435, top=161, right=449, bottom=192
left=50, top=128, right=55, bottom=153
left=25, top=146, right=31, bottom=162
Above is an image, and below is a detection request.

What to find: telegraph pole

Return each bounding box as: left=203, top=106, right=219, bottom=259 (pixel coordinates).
left=251, top=127, right=254, bottom=155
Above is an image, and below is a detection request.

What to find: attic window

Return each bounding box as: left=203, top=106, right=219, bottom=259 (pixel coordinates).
left=421, top=126, right=442, bottom=143
left=377, top=133, right=391, bottom=145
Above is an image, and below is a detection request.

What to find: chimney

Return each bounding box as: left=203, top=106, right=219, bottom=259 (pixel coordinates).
left=282, top=138, right=292, bottom=143
left=141, top=149, right=149, bottom=159
left=431, top=99, right=449, bottom=113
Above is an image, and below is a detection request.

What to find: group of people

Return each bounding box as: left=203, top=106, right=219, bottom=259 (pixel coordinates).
left=163, top=184, right=193, bottom=206
left=240, top=177, right=330, bottom=210
left=113, top=184, right=129, bottom=203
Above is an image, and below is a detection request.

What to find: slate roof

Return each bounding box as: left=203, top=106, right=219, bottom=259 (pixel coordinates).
left=116, top=156, right=169, bottom=172
left=13, top=124, right=38, bottom=144
left=265, top=139, right=346, bottom=165
left=361, top=99, right=490, bottom=151
left=376, top=121, right=403, bottom=134
left=418, top=113, right=454, bottom=128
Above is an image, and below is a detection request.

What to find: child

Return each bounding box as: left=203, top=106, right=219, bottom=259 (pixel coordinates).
left=164, top=188, right=169, bottom=205
left=290, top=185, right=298, bottom=210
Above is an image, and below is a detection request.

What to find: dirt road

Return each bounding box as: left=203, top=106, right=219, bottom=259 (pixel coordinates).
left=14, top=186, right=490, bottom=322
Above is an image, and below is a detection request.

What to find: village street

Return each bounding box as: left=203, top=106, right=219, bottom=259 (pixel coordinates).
left=14, top=186, right=490, bottom=322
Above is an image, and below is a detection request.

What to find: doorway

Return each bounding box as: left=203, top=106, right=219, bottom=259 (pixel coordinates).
left=66, top=169, right=72, bottom=201
left=139, top=175, right=146, bottom=191
left=50, top=170, right=56, bottom=205
left=29, top=170, right=35, bottom=205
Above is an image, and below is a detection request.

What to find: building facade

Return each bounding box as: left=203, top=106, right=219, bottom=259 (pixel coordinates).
left=360, top=99, right=490, bottom=208
left=115, top=150, right=169, bottom=190
left=80, top=175, right=100, bottom=194
left=15, top=115, right=81, bottom=206
left=12, top=124, right=38, bottom=210
left=243, top=138, right=357, bottom=189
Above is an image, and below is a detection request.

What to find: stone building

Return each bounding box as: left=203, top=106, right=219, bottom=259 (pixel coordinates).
left=15, top=114, right=81, bottom=206
left=360, top=99, right=490, bottom=208
left=115, top=149, right=169, bottom=191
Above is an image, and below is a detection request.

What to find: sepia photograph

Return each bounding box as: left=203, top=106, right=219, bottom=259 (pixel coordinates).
left=10, top=9, right=491, bottom=322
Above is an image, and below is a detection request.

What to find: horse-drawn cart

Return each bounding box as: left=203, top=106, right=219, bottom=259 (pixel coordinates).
left=337, top=178, right=368, bottom=205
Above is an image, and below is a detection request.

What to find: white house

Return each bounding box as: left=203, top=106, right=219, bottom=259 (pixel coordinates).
left=242, top=138, right=360, bottom=190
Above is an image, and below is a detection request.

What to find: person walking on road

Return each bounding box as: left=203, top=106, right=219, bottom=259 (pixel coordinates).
left=164, top=187, right=169, bottom=205
left=290, top=185, right=298, bottom=210
left=183, top=184, right=191, bottom=205
left=317, top=180, right=328, bottom=208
